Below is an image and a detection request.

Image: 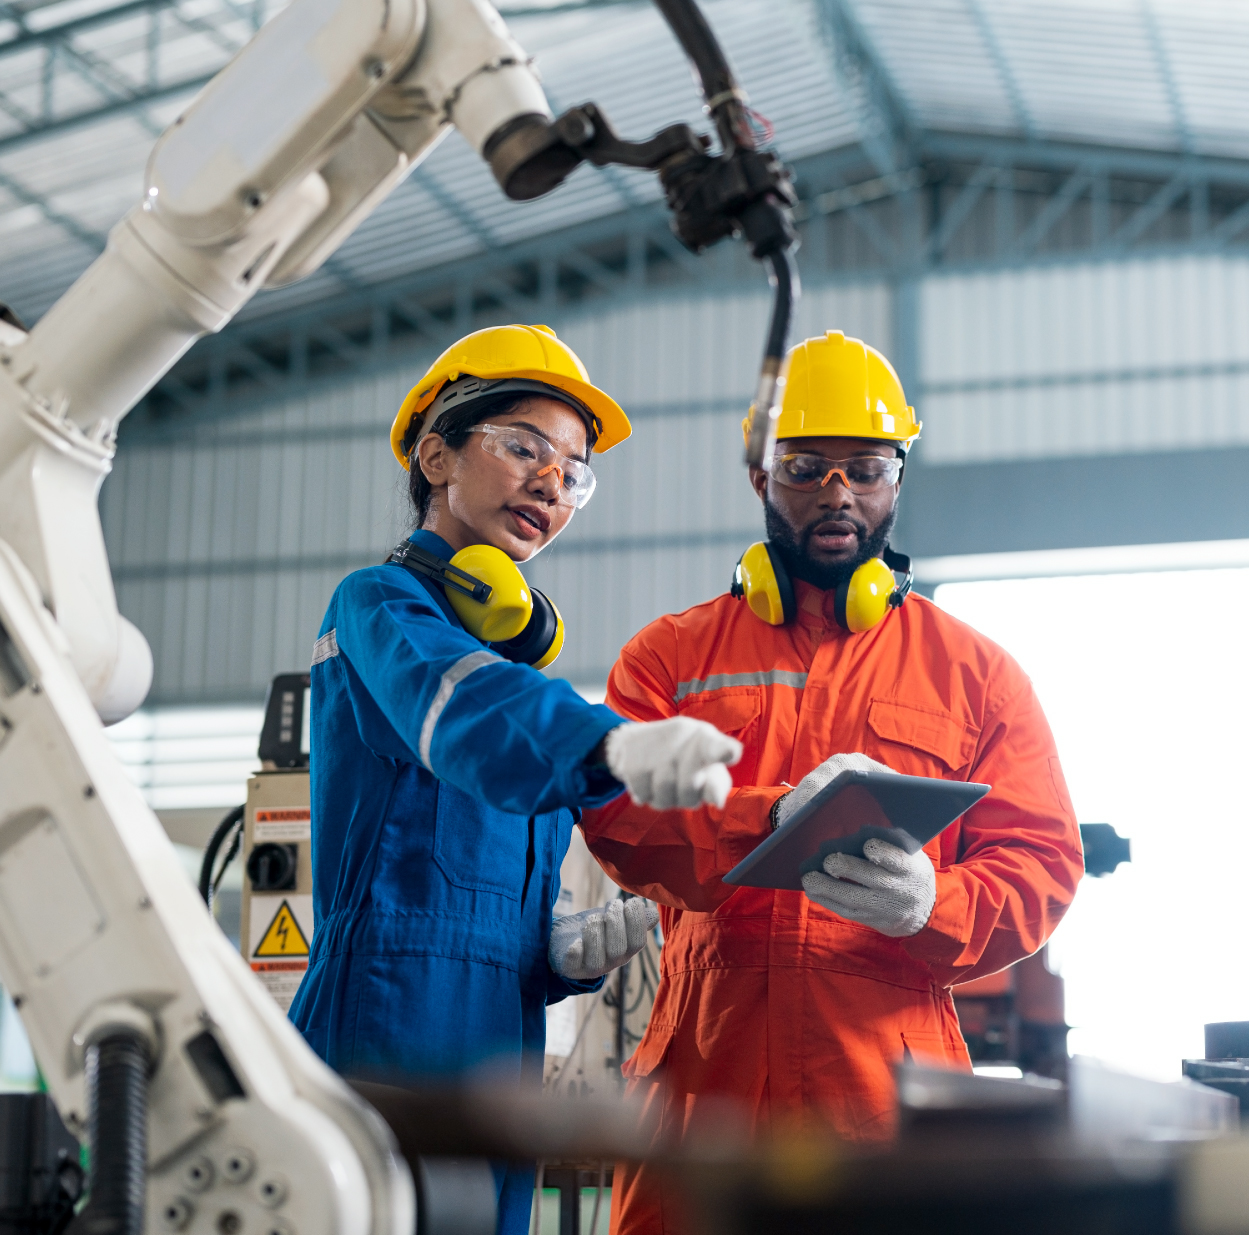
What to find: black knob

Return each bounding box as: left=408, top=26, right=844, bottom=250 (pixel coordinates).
left=247, top=843, right=298, bottom=892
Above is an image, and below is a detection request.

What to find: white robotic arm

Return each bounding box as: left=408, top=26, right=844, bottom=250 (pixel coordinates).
left=0, top=3, right=570, bottom=1234
left=0, top=0, right=801, bottom=1230
left=0, top=0, right=557, bottom=721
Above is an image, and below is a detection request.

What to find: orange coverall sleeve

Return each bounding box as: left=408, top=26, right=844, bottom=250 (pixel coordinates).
left=580, top=633, right=785, bottom=913
left=900, top=676, right=1083, bottom=985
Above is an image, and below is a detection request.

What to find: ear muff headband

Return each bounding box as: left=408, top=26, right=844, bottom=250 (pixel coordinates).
left=387, top=542, right=564, bottom=667
left=731, top=541, right=912, bottom=633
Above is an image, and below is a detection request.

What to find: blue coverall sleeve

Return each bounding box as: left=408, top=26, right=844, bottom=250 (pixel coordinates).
left=334, top=568, right=623, bottom=815
left=547, top=970, right=603, bottom=1004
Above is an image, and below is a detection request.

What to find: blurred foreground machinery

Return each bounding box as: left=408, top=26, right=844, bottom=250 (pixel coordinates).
left=351, top=1056, right=1249, bottom=1235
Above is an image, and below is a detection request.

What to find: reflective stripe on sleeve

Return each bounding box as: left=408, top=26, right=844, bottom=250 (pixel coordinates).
left=674, top=669, right=808, bottom=703
left=419, top=650, right=500, bottom=771
left=312, top=629, right=339, bottom=666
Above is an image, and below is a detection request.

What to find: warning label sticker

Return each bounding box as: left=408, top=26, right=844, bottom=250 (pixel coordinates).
left=249, top=893, right=313, bottom=1013
left=253, top=898, right=311, bottom=957
left=254, top=807, right=311, bottom=843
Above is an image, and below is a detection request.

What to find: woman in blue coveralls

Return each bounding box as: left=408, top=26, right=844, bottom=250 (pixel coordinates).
left=288, top=324, right=741, bottom=1235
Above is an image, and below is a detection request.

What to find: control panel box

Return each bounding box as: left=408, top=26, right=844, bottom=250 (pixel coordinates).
left=240, top=769, right=313, bottom=1013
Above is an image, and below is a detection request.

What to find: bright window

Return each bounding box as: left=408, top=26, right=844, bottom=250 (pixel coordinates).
left=106, top=706, right=265, bottom=810
left=936, top=569, right=1249, bottom=1081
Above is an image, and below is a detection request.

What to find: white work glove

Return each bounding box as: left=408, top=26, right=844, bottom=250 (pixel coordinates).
left=774, top=751, right=897, bottom=829
left=802, top=838, right=936, bottom=938
left=605, top=718, right=742, bottom=810
left=548, top=897, right=660, bottom=981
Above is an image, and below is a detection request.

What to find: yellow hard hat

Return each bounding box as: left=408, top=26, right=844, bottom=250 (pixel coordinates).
left=743, top=330, right=921, bottom=452
left=391, top=324, right=630, bottom=469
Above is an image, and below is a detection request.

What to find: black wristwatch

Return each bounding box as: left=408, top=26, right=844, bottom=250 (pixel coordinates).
left=770, top=793, right=790, bottom=832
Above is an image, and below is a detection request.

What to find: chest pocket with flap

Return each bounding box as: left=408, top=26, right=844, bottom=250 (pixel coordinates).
left=677, top=688, right=762, bottom=786
left=867, top=698, right=978, bottom=775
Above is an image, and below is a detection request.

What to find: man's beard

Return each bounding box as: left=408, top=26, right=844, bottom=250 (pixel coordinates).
left=764, top=498, right=898, bottom=592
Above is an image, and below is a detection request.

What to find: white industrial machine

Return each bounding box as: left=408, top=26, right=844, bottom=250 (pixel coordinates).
left=0, top=1, right=800, bottom=1233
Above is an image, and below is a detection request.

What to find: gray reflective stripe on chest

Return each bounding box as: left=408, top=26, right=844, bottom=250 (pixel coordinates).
left=420, top=650, right=499, bottom=770
left=311, top=629, right=338, bottom=666
left=674, top=670, right=808, bottom=703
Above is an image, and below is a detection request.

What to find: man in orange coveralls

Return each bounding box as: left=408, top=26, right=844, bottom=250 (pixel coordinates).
left=581, top=330, right=1084, bottom=1234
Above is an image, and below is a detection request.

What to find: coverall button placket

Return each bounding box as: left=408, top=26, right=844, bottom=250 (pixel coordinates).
left=769, top=609, right=857, bottom=1118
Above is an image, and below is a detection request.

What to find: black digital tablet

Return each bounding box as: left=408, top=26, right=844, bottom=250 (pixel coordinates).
left=723, top=769, right=991, bottom=891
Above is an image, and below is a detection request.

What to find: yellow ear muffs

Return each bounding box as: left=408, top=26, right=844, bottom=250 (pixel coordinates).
left=833, top=557, right=898, bottom=633
left=387, top=541, right=565, bottom=667
left=731, top=542, right=913, bottom=632
left=496, top=589, right=565, bottom=670
left=731, top=541, right=796, bottom=626
left=444, top=544, right=532, bottom=642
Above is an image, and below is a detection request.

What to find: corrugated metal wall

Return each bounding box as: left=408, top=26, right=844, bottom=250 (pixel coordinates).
left=920, top=253, right=1249, bottom=463
left=102, top=281, right=890, bottom=703
left=104, top=250, right=1249, bottom=704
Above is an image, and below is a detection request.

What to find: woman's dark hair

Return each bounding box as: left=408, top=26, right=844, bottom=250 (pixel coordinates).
left=407, top=391, right=600, bottom=527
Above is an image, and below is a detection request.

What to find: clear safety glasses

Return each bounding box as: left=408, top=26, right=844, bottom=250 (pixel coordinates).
left=470, top=424, right=597, bottom=508
left=768, top=452, right=903, bottom=495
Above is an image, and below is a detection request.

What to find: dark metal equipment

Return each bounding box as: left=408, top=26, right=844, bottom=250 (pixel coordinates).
left=0, top=1094, right=81, bottom=1235
left=1183, top=1022, right=1249, bottom=1117
left=487, top=0, right=799, bottom=470
left=256, top=673, right=311, bottom=770
left=1079, top=822, right=1132, bottom=877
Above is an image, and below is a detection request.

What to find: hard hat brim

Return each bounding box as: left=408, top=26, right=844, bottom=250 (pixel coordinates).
left=740, top=417, right=922, bottom=452
left=392, top=371, right=630, bottom=469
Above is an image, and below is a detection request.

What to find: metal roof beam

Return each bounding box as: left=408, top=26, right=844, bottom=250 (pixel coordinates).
left=922, top=132, right=1249, bottom=189
left=115, top=130, right=1249, bottom=422
left=815, top=0, right=919, bottom=176
left=0, top=0, right=186, bottom=59
left=48, top=35, right=162, bottom=136
left=927, top=161, right=998, bottom=260
left=1208, top=198, right=1249, bottom=247
left=1110, top=172, right=1189, bottom=249
left=0, top=163, right=104, bottom=248
left=965, top=0, right=1035, bottom=140
left=0, top=83, right=36, bottom=128
left=0, top=70, right=210, bottom=154
left=415, top=164, right=497, bottom=251
left=1140, top=0, right=1193, bottom=156
left=0, top=0, right=250, bottom=153
left=166, top=2, right=248, bottom=58
left=1011, top=165, right=1091, bottom=255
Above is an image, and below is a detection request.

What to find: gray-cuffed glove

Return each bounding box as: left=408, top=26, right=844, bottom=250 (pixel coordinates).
left=605, top=718, right=742, bottom=810
left=802, top=838, right=937, bottom=937
left=774, top=751, right=897, bottom=830
left=548, top=897, right=660, bottom=981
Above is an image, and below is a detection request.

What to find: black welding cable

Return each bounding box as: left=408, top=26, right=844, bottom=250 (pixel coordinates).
left=764, top=247, right=798, bottom=364
left=744, top=248, right=800, bottom=466
left=650, top=0, right=751, bottom=152
left=198, top=804, right=245, bottom=912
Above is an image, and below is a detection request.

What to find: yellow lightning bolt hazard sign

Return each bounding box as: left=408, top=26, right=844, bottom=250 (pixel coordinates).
left=253, top=899, right=310, bottom=958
